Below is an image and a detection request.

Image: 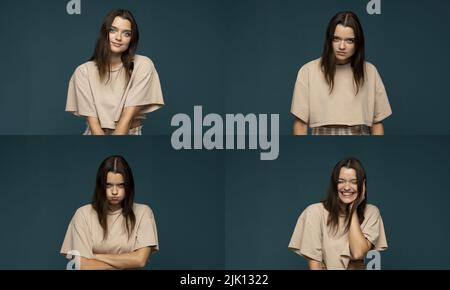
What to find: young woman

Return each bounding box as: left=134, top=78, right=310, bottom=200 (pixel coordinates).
left=66, top=9, right=164, bottom=135
left=288, top=158, right=388, bottom=270
left=291, top=11, right=392, bottom=135
left=60, top=156, right=159, bottom=270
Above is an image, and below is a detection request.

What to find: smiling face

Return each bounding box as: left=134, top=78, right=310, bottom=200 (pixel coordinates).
left=337, top=167, right=359, bottom=204
left=105, top=171, right=126, bottom=209
left=332, top=24, right=356, bottom=64
left=109, top=16, right=132, bottom=55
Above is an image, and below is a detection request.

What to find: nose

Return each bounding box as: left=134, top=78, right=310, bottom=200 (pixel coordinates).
left=115, top=33, right=122, bottom=41
left=344, top=181, right=351, bottom=190
left=111, top=185, right=118, bottom=195
left=339, top=40, right=345, bottom=50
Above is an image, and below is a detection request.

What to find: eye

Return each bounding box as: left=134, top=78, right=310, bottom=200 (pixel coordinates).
left=346, top=39, right=355, bottom=44
left=124, top=32, right=132, bottom=37
left=109, top=27, right=117, bottom=33
left=333, top=37, right=341, bottom=42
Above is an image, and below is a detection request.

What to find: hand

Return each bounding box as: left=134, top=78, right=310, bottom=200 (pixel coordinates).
left=350, top=182, right=366, bottom=211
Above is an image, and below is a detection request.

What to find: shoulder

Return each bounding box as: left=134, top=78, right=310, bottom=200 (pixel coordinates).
left=303, top=202, right=324, bottom=217
left=73, top=61, right=96, bottom=77
left=364, top=61, right=379, bottom=74
left=297, top=58, right=321, bottom=75
left=364, top=203, right=381, bottom=217
left=133, top=203, right=155, bottom=216
left=133, top=55, right=155, bottom=70
left=73, top=204, right=95, bottom=222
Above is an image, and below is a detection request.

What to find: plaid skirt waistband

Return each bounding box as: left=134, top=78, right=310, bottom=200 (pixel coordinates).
left=311, top=125, right=371, bottom=136
left=83, top=126, right=143, bottom=136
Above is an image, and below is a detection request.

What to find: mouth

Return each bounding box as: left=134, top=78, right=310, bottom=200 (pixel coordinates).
left=339, top=191, right=356, bottom=197
left=111, top=42, right=122, bottom=48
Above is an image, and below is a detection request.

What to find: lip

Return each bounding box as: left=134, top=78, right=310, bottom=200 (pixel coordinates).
left=111, top=42, right=122, bottom=47
left=337, top=52, right=346, bottom=56
left=340, top=191, right=355, bottom=197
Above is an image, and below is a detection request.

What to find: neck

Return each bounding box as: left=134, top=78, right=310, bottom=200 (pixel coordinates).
left=336, top=58, right=351, bottom=65
left=108, top=203, right=122, bottom=212
left=110, top=53, right=122, bottom=69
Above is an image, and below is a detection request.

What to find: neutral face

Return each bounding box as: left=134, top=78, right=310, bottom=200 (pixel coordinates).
left=109, top=16, right=132, bottom=55
left=106, top=172, right=126, bottom=209
left=332, top=24, right=356, bottom=64
left=337, top=167, right=358, bottom=204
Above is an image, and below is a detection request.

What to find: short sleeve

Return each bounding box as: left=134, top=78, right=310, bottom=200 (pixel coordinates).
left=372, top=67, right=392, bottom=123
left=133, top=206, right=159, bottom=253
left=65, top=65, right=98, bottom=118
left=288, top=205, right=323, bottom=262
left=60, top=208, right=95, bottom=259
left=361, top=206, right=388, bottom=251
left=124, top=58, right=164, bottom=114
left=290, top=66, right=310, bottom=124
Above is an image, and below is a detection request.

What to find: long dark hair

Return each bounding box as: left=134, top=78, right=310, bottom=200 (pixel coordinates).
left=90, top=9, right=139, bottom=83
left=320, top=11, right=365, bottom=94
left=322, top=158, right=367, bottom=235
left=92, top=155, right=136, bottom=240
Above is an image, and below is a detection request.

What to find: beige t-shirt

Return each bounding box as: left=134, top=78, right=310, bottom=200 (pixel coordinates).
left=66, top=55, right=164, bottom=129
left=291, top=58, right=392, bottom=127
left=288, top=202, right=387, bottom=270
left=60, top=203, right=159, bottom=259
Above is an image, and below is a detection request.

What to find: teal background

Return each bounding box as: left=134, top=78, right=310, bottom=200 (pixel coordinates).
left=225, top=136, right=450, bottom=269
left=0, top=136, right=224, bottom=270
left=1, top=0, right=450, bottom=134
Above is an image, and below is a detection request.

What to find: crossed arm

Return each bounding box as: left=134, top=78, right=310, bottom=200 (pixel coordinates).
left=86, top=106, right=141, bottom=136
left=79, top=247, right=152, bottom=270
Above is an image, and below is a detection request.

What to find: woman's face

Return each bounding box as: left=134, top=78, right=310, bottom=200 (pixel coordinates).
left=109, top=16, right=132, bottom=55
left=332, top=24, right=356, bottom=64
left=106, top=172, right=126, bottom=207
left=337, top=167, right=358, bottom=204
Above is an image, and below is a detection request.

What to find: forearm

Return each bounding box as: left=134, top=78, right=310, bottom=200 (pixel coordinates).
left=349, top=212, right=371, bottom=260
left=371, top=122, right=384, bottom=135
left=86, top=117, right=105, bottom=135
left=293, top=118, right=308, bottom=135
left=80, top=257, right=116, bottom=270
left=95, top=248, right=150, bottom=270
left=114, top=106, right=141, bottom=135
left=308, top=259, right=325, bottom=270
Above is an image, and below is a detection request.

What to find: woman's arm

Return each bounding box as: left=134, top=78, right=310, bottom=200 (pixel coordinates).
left=371, top=122, right=384, bottom=135
left=86, top=117, right=105, bottom=135
left=94, top=247, right=152, bottom=269
left=308, top=258, right=325, bottom=270
left=293, top=117, right=308, bottom=135
left=79, top=257, right=116, bottom=270
left=348, top=211, right=372, bottom=260
left=113, top=106, right=142, bottom=135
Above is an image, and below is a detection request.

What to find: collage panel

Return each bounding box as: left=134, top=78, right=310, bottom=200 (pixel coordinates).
left=0, top=136, right=224, bottom=269
left=225, top=136, right=450, bottom=270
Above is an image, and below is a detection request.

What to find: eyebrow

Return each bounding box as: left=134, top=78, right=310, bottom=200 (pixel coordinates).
left=333, top=35, right=355, bottom=40
left=110, top=26, right=132, bottom=33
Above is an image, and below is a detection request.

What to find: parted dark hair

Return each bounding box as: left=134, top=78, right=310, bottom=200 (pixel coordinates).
left=320, top=11, right=366, bottom=94
left=90, top=9, right=139, bottom=83
left=322, top=157, right=367, bottom=235
left=92, top=155, right=136, bottom=240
